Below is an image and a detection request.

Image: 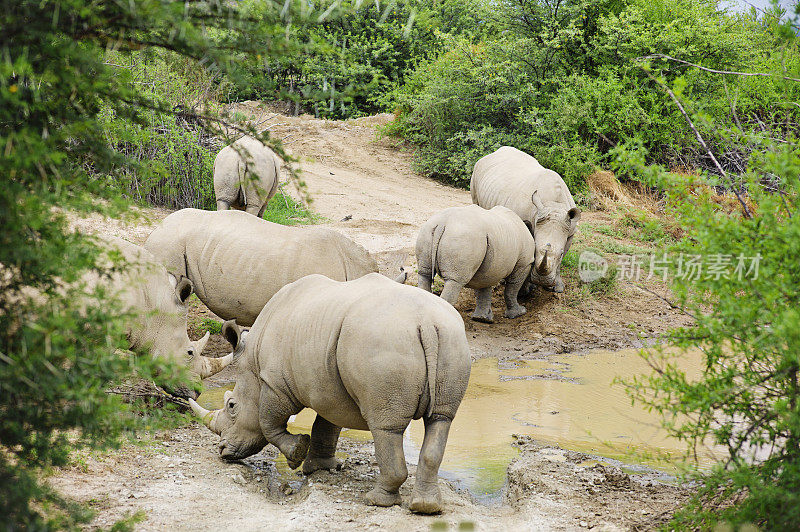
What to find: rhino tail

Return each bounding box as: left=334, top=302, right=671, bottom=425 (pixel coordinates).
left=237, top=158, right=248, bottom=206
left=419, top=324, right=439, bottom=418
left=430, top=223, right=446, bottom=278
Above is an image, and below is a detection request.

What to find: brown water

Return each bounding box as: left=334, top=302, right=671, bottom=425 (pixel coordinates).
left=197, top=348, right=722, bottom=500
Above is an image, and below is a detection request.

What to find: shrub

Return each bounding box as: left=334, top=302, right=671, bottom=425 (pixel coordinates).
left=387, top=0, right=800, bottom=189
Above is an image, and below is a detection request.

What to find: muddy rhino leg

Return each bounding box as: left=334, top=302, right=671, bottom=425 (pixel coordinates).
left=503, top=277, right=527, bottom=319
left=364, top=429, right=408, bottom=507
left=258, top=387, right=310, bottom=470
left=410, top=416, right=452, bottom=514
left=302, top=415, right=342, bottom=475
left=417, top=266, right=433, bottom=292
left=439, top=280, right=464, bottom=307
left=471, top=286, right=494, bottom=323
left=216, top=200, right=230, bottom=211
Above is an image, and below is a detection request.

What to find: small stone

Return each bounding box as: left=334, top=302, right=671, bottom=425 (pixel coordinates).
left=580, top=521, right=588, bottom=528
left=283, top=486, right=293, bottom=496
left=255, top=476, right=262, bottom=482
left=232, top=473, right=247, bottom=485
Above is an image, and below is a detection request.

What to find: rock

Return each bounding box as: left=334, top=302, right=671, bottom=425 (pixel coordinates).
left=580, top=521, right=588, bottom=528
left=232, top=473, right=247, bottom=485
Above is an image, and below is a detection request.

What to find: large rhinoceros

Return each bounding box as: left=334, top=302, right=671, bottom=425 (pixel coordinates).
left=470, top=146, right=581, bottom=292
left=93, top=237, right=231, bottom=398
left=415, top=204, right=534, bottom=323
left=143, top=209, right=394, bottom=327
left=189, top=273, right=470, bottom=514
left=213, top=136, right=281, bottom=217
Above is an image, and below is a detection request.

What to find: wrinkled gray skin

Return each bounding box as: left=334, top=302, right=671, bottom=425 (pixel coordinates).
left=92, top=237, right=230, bottom=398
left=214, top=136, right=281, bottom=217
left=415, top=205, right=534, bottom=323
left=189, top=274, right=471, bottom=514
left=143, top=209, right=405, bottom=327
left=470, top=146, right=581, bottom=293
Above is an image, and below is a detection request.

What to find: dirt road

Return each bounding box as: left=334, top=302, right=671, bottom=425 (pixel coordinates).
left=56, top=106, right=693, bottom=530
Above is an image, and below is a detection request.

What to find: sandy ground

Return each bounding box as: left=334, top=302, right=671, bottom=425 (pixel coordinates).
left=56, top=104, right=694, bottom=530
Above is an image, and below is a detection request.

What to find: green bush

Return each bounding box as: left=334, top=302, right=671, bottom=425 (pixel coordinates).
left=387, top=0, right=800, bottom=189
left=0, top=0, right=307, bottom=527
left=619, top=5, right=800, bottom=521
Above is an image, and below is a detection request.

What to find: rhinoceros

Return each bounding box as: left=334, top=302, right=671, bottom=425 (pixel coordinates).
left=213, top=136, right=281, bottom=217
left=415, top=204, right=534, bottom=323
left=189, top=273, right=471, bottom=514
left=93, top=237, right=231, bottom=397
left=470, top=146, right=581, bottom=292
left=143, top=209, right=404, bottom=327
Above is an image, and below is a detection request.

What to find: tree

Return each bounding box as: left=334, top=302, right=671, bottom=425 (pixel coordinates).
left=618, top=5, right=800, bottom=527
left=0, top=0, right=308, bottom=528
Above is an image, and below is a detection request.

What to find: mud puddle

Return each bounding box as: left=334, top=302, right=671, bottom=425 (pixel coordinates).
left=197, top=348, right=719, bottom=503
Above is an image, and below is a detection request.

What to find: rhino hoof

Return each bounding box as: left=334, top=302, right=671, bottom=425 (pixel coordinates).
left=285, top=434, right=311, bottom=470
left=504, top=306, right=527, bottom=319
left=302, top=456, right=342, bottom=475
left=364, top=487, right=402, bottom=507
left=471, top=313, right=494, bottom=324
left=409, top=491, right=443, bottom=514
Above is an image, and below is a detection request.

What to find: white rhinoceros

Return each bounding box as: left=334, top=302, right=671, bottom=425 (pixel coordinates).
left=470, top=146, right=581, bottom=292
left=143, top=209, right=400, bottom=327
left=93, top=237, right=231, bottom=398
left=213, top=136, right=281, bottom=217
left=189, top=273, right=471, bottom=514
left=415, top=204, right=534, bottom=323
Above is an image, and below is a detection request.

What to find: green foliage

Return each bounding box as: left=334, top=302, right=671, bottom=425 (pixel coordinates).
left=261, top=191, right=321, bottom=225
left=100, top=52, right=223, bottom=209
left=0, top=0, right=302, bottom=528
left=227, top=0, right=496, bottom=118
left=194, top=318, right=224, bottom=336
left=387, top=0, right=800, bottom=188
left=619, top=10, right=800, bottom=522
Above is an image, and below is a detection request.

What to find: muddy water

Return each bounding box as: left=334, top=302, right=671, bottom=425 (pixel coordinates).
left=197, top=348, right=720, bottom=501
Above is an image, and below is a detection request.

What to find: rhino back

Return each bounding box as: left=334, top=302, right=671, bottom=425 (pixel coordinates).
left=427, top=205, right=532, bottom=288
left=251, top=274, right=469, bottom=429
left=146, top=209, right=376, bottom=326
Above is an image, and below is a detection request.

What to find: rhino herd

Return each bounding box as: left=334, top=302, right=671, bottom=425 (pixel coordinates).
left=102, top=143, right=579, bottom=515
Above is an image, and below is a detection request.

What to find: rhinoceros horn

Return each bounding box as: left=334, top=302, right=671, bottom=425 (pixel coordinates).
left=192, top=331, right=234, bottom=379
left=188, top=398, right=221, bottom=434
left=537, top=249, right=549, bottom=275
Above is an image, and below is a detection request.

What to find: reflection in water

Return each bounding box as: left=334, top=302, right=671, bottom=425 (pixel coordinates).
left=197, top=348, right=721, bottom=501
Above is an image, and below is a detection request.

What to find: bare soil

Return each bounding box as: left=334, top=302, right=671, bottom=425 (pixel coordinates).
left=54, top=104, right=693, bottom=530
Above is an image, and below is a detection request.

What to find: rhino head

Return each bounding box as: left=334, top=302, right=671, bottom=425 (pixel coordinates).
left=528, top=191, right=580, bottom=292
left=139, top=275, right=234, bottom=399
left=188, top=320, right=266, bottom=460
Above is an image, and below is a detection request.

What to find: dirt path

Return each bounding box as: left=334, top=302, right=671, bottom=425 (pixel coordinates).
left=55, top=105, right=693, bottom=530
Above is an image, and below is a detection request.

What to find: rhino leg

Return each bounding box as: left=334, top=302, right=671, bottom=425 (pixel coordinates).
left=410, top=416, right=452, bottom=514
left=245, top=204, right=262, bottom=217
left=417, top=270, right=432, bottom=292
left=503, top=278, right=527, bottom=319
left=471, top=286, right=494, bottom=323
left=259, top=389, right=310, bottom=470
left=216, top=199, right=231, bottom=211
left=302, top=415, right=342, bottom=475
left=439, top=280, right=464, bottom=307
left=364, top=429, right=407, bottom=508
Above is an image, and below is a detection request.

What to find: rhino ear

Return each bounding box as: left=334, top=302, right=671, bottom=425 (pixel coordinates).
left=531, top=191, right=545, bottom=212
left=221, top=320, right=242, bottom=350
left=568, top=207, right=581, bottom=223
left=174, top=276, right=194, bottom=304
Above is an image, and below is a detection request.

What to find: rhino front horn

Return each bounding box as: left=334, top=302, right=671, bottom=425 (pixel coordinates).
left=198, top=353, right=234, bottom=379
left=537, top=249, right=549, bottom=275
left=189, top=398, right=221, bottom=434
